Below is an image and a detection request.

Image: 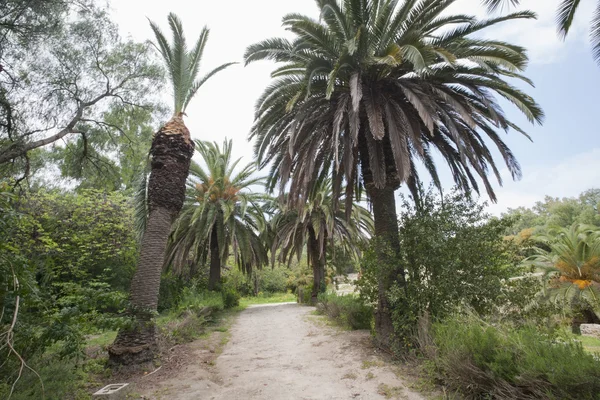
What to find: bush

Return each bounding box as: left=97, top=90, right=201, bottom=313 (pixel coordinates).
left=317, top=292, right=373, bottom=330
left=357, top=188, right=527, bottom=350
left=221, top=286, right=240, bottom=309
left=177, top=287, right=224, bottom=315
left=423, top=315, right=600, bottom=400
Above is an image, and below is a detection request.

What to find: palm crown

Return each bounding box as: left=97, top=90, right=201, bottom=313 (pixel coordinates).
left=528, top=224, right=600, bottom=313
left=245, top=0, right=543, bottom=211
left=167, top=139, right=268, bottom=277
left=271, top=178, right=373, bottom=266
left=149, top=13, right=235, bottom=115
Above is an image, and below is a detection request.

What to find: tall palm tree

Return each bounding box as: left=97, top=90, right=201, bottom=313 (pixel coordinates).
left=245, top=0, right=543, bottom=346
left=484, top=0, right=600, bottom=65
left=270, top=178, right=373, bottom=304
left=167, top=139, right=269, bottom=290
left=109, top=13, right=234, bottom=365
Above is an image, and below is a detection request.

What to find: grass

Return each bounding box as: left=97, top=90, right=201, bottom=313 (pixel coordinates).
left=377, top=383, right=405, bottom=399
left=86, top=331, right=117, bottom=347
left=239, top=292, right=296, bottom=307
left=569, top=334, right=600, bottom=354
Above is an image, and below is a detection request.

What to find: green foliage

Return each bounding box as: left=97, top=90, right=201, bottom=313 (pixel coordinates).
left=221, top=286, right=240, bottom=309
left=176, top=287, right=224, bottom=315
left=246, top=0, right=542, bottom=212
left=317, top=292, right=373, bottom=330
left=503, top=188, right=600, bottom=235
left=525, top=223, right=600, bottom=321
left=359, top=188, right=525, bottom=348
left=1, top=2, right=163, bottom=177
left=424, top=314, right=600, bottom=400
left=148, top=13, right=235, bottom=114
left=0, top=354, right=92, bottom=400
left=167, top=139, right=269, bottom=277
left=0, top=186, right=137, bottom=395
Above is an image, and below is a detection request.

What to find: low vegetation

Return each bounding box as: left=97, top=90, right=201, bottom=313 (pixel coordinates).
left=317, top=293, right=373, bottom=330
left=422, top=315, right=600, bottom=400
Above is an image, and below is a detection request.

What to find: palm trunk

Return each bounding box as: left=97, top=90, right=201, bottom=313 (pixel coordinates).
left=209, top=227, right=221, bottom=290
left=358, top=131, right=404, bottom=349
left=109, top=115, right=193, bottom=365
left=367, top=185, right=404, bottom=349
left=308, top=227, right=326, bottom=304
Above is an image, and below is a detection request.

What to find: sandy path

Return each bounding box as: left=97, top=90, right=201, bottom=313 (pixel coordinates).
left=201, top=303, right=424, bottom=400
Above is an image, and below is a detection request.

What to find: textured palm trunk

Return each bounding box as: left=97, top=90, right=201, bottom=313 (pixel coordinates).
left=367, top=185, right=404, bottom=349
left=308, top=227, right=326, bottom=305
left=208, top=227, right=221, bottom=290
left=358, top=132, right=404, bottom=349
left=109, top=114, right=193, bottom=365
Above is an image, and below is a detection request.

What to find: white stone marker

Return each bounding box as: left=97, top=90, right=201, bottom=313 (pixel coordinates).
left=92, top=383, right=131, bottom=399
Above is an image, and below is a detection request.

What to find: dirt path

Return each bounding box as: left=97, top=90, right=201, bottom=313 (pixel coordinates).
left=140, top=303, right=425, bottom=400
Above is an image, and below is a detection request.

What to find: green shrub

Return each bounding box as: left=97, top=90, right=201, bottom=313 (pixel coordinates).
left=168, top=312, right=207, bottom=344
left=221, top=286, right=240, bottom=309
left=177, top=288, right=224, bottom=314
left=424, top=315, right=600, bottom=399
left=257, top=267, right=289, bottom=294
left=317, top=292, right=373, bottom=330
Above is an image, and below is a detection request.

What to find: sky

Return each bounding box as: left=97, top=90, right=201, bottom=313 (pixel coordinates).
left=110, top=0, right=600, bottom=215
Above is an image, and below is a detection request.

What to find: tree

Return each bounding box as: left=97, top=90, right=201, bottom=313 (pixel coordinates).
left=166, top=139, right=269, bottom=290
left=245, top=0, right=542, bottom=346
left=48, top=105, right=162, bottom=192
left=503, top=188, right=600, bottom=235
left=109, top=13, right=234, bottom=365
left=0, top=5, right=162, bottom=181
left=483, top=0, right=600, bottom=65
left=527, top=224, right=600, bottom=323
left=270, top=178, right=373, bottom=303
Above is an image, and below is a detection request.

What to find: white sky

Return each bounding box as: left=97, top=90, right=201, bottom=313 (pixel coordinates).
left=110, top=0, right=598, bottom=215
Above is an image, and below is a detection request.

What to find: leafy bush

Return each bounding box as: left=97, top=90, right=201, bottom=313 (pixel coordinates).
left=423, top=315, right=600, bottom=400
left=177, top=287, right=224, bottom=315
left=317, top=292, right=373, bottom=330
left=358, top=188, right=527, bottom=349
left=221, top=286, right=240, bottom=309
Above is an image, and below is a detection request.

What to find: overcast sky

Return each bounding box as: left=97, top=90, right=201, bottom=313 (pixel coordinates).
left=110, top=0, right=600, bottom=215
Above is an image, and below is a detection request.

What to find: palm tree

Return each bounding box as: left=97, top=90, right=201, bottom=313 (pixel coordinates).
left=270, top=178, right=373, bottom=304
left=528, top=224, right=600, bottom=322
left=167, top=139, right=269, bottom=290
left=483, top=0, right=600, bottom=65
left=109, top=13, right=234, bottom=365
left=245, top=0, right=543, bottom=346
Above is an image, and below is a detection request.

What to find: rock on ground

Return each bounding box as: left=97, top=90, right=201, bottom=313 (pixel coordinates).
left=581, top=324, right=600, bottom=339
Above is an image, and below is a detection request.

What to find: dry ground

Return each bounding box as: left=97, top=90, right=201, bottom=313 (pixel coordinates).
left=129, top=303, right=426, bottom=400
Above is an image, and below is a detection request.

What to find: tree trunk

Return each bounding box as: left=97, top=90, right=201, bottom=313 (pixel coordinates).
left=367, top=185, right=404, bottom=350
left=209, top=227, right=221, bottom=290
left=308, top=227, right=326, bottom=305
left=109, top=115, right=193, bottom=365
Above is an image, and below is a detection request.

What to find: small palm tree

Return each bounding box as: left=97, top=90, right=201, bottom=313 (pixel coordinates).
left=109, top=13, right=234, bottom=365
left=528, top=224, right=600, bottom=321
left=167, top=139, right=269, bottom=290
left=484, top=0, right=600, bottom=65
left=270, top=178, right=373, bottom=304
left=245, top=0, right=542, bottom=346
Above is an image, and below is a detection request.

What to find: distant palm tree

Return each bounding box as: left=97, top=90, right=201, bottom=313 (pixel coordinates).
left=167, top=139, right=268, bottom=290
left=270, top=178, right=373, bottom=304
left=528, top=224, right=600, bottom=322
left=483, top=0, right=600, bottom=64
left=109, top=13, right=234, bottom=365
left=245, top=0, right=542, bottom=346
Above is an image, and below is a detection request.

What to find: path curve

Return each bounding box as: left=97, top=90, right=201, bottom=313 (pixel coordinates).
left=204, top=303, right=423, bottom=400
